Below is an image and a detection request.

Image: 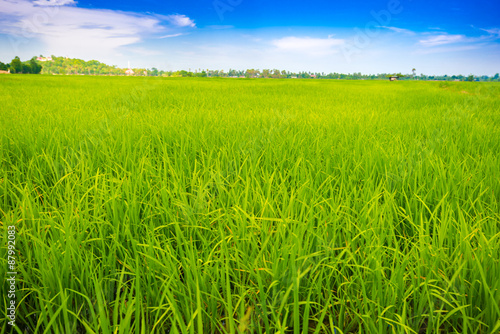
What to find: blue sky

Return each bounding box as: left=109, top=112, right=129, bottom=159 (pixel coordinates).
left=1, top=0, right=499, bottom=74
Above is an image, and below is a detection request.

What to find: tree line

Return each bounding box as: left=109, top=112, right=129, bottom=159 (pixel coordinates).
left=0, top=56, right=42, bottom=74
left=1, top=55, right=499, bottom=82
left=153, top=69, right=500, bottom=82
left=38, top=56, right=149, bottom=76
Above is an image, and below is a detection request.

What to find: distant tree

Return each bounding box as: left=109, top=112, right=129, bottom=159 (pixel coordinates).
left=467, top=75, right=474, bottom=82
left=0, top=61, right=7, bottom=71
left=22, top=63, right=32, bottom=74
left=30, top=57, right=42, bottom=74
left=245, top=69, right=257, bottom=78
left=10, top=56, right=22, bottom=73
left=150, top=67, right=159, bottom=76
left=493, top=73, right=499, bottom=81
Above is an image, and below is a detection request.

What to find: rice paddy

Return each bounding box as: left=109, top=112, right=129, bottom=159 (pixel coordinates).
left=1, top=75, right=499, bottom=333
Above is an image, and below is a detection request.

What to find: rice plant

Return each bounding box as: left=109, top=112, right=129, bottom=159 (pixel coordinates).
left=0, top=76, right=499, bottom=333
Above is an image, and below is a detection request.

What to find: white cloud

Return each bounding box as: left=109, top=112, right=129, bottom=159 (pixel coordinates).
left=377, top=26, right=415, bottom=35
left=159, top=33, right=184, bottom=39
left=418, top=30, right=498, bottom=47
left=419, top=34, right=465, bottom=47
left=0, top=1, right=195, bottom=59
left=272, top=36, right=345, bottom=55
left=480, top=28, right=500, bottom=38
left=33, top=0, right=76, bottom=6
left=164, top=14, right=195, bottom=28
left=414, top=45, right=480, bottom=55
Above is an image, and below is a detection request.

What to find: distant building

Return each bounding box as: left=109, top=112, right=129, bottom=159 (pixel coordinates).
left=310, top=74, right=317, bottom=78
left=389, top=76, right=398, bottom=81
left=0, top=69, right=10, bottom=74
left=126, top=61, right=134, bottom=76
left=37, top=56, right=53, bottom=62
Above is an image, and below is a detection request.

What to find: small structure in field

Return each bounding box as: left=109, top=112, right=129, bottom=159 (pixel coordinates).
left=0, top=69, right=10, bottom=74
left=389, top=76, right=398, bottom=81
left=125, top=61, right=134, bottom=76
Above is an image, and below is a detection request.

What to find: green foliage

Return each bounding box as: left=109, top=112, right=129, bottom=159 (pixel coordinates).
left=3, top=55, right=497, bottom=81
left=0, top=77, right=499, bottom=333
left=21, top=63, right=32, bottom=74
left=36, top=56, right=147, bottom=76
left=150, top=67, right=159, bottom=76
left=0, top=56, right=43, bottom=74
left=10, top=56, right=22, bottom=73
left=30, top=57, right=42, bottom=74
left=386, top=73, right=405, bottom=78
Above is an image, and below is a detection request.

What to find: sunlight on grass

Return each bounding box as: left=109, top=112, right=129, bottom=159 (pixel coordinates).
left=0, top=76, right=499, bottom=333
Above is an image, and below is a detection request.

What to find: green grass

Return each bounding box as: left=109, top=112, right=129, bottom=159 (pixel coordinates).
left=0, top=75, right=499, bottom=333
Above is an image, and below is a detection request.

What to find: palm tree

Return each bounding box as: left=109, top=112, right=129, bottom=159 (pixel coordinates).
left=412, top=68, right=416, bottom=79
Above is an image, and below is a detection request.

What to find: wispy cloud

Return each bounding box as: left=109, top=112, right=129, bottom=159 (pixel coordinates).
left=33, top=0, right=76, bottom=6
left=159, top=33, right=184, bottom=39
left=272, top=36, right=344, bottom=55
left=163, top=14, right=196, bottom=28
left=419, top=34, right=465, bottom=47
left=414, top=44, right=481, bottom=55
left=377, top=26, right=415, bottom=35
left=480, top=27, right=500, bottom=38
left=418, top=29, right=500, bottom=47
left=0, top=0, right=194, bottom=58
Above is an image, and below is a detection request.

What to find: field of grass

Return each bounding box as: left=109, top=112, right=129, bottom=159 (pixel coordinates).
left=1, top=75, right=499, bottom=333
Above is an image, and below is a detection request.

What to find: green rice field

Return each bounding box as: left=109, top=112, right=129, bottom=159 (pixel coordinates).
left=1, top=76, right=499, bottom=333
